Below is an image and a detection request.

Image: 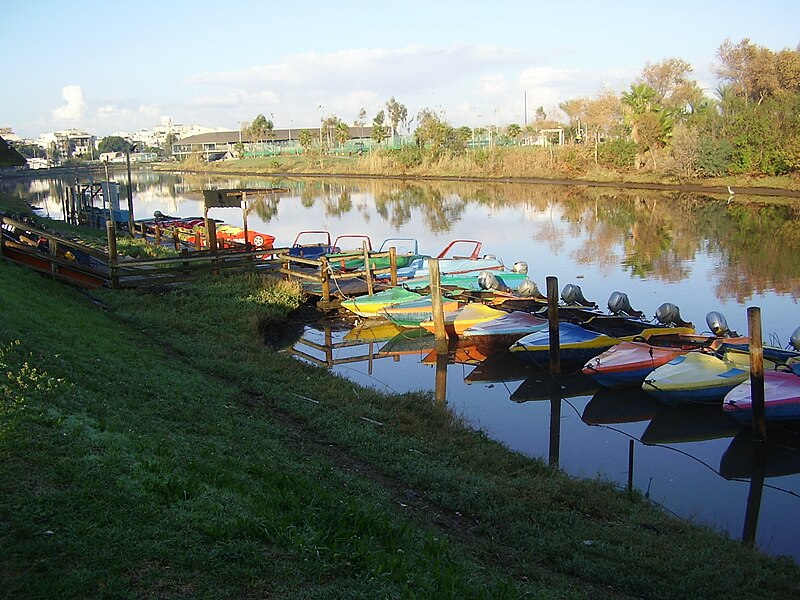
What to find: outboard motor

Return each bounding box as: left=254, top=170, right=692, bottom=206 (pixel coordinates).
left=478, top=271, right=505, bottom=291
left=607, top=291, right=643, bottom=318
left=706, top=311, right=737, bottom=337
left=791, top=326, right=800, bottom=351
left=655, top=302, right=693, bottom=328
left=512, top=261, right=528, bottom=275
left=517, top=278, right=543, bottom=298
left=561, top=284, right=597, bottom=307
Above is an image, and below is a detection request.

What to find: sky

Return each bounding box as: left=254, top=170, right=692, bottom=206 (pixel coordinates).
left=4, top=0, right=799, bottom=140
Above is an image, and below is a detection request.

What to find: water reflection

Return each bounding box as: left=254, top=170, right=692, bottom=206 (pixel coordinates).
left=5, top=172, right=800, bottom=316
left=290, top=319, right=800, bottom=561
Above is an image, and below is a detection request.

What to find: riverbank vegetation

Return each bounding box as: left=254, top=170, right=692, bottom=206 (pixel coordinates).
left=2, top=199, right=800, bottom=596
left=161, top=38, right=800, bottom=192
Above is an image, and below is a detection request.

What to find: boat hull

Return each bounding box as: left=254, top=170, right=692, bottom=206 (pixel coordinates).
left=723, top=370, right=800, bottom=423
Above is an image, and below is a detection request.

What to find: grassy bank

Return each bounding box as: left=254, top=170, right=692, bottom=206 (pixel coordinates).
left=2, top=245, right=800, bottom=597
left=157, top=146, right=800, bottom=194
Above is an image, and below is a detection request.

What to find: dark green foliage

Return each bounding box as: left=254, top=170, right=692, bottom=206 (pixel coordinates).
left=598, top=139, right=637, bottom=169
left=97, top=135, right=133, bottom=154
left=696, top=137, right=733, bottom=177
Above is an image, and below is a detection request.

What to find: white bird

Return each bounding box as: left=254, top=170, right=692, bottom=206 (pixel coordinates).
left=726, top=185, right=734, bottom=204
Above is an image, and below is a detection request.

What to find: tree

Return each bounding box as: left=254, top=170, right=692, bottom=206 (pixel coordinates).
left=716, top=38, right=800, bottom=103
left=506, top=123, right=522, bottom=144
left=414, top=109, right=466, bottom=158
left=354, top=107, right=367, bottom=140
left=584, top=90, right=623, bottom=163
left=371, top=110, right=389, bottom=145
left=334, top=120, right=351, bottom=147
left=298, top=130, right=314, bottom=152
left=98, top=136, right=132, bottom=154
left=162, top=132, right=177, bottom=158
left=385, top=97, right=408, bottom=139
left=667, top=123, right=701, bottom=178
left=248, top=114, right=273, bottom=145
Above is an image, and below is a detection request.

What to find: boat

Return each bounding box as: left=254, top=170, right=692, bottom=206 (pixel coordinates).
left=722, top=369, right=800, bottom=423
left=340, top=287, right=422, bottom=318
left=641, top=350, right=751, bottom=404
left=391, top=239, right=505, bottom=279
left=581, top=387, right=663, bottom=425
left=509, top=317, right=694, bottom=366
left=459, top=310, right=549, bottom=349
left=581, top=333, right=739, bottom=389
left=215, top=224, right=275, bottom=249
left=640, top=403, right=741, bottom=444
left=403, top=270, right=532, bottom=293
left=418, top=303, right=508, bottom=338
left=331, top=237, right=422, bottom=272
left=380, top=295, right=461, bottom=328
left=287, top=230, right=338, bottom=259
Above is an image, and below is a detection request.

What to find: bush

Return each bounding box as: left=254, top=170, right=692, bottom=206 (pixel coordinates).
left=597, top=139, right=637, bottom=170
left=696, top=138, right=733, bottom=177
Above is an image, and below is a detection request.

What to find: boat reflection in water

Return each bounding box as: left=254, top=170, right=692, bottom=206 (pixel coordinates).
left=582, top=387, right=663, bottom=425
left=641, top=403, right=742, bottom=445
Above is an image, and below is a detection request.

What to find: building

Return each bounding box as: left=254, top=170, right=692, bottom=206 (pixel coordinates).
left=38, top=129, right=96, bottom=159
left=172, top=126, right=374, bottom=161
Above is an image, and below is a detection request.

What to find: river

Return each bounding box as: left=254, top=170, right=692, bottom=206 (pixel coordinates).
left=4, top=169, right=800, bottom=562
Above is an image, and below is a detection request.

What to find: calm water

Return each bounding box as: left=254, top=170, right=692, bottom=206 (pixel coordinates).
left=5, top=170, right=800, bottom=561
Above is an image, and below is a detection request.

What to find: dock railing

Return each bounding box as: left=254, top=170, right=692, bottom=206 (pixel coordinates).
left=2, top=217, right=399, bottom=307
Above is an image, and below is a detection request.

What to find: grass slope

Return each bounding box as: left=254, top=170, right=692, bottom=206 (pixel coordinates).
left=1, top=262, right=799, bottom=599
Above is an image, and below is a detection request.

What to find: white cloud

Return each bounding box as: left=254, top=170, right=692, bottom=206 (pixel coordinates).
left=52, top=85, right=86, bottom=121
left=479, top=74, right=511, bottom=97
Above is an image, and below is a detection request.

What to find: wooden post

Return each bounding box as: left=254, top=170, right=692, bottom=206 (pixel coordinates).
left=389, top=246, right=398, bottom=287
left=741, top=452, right=766, bottom=546
left=627, top=439, right=635, bottom=491
left=435, top=350, right=448, bottom=404
left=546, top=276, right=561, bottom=376
left=242, top=193, right=250, bottom=252
left=155, top=224, right=162, bottom=246
left=362, top=240, right=374, bottom=296
left=747, top=307, right=766, bottom=443
left=126, top=150, right=135, bottom=235
left=320, top=256, right=331, bottom=304
left=49, top=237, right=59, bottom=276
left=429, top=258, right=447, bottom=347
left=172, top=229, right=180, bottom=251
left=106, top=220, right=119, bottom=289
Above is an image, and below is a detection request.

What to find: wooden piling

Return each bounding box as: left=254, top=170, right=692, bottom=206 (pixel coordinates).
left=429, top=259, right=447, bottom=347
left=546, top=276, right=561, bottom=376
left=320, top=257, right=331, bottom=304
left=628, top=439, right=635, bottom=491
left=362, top=241, right=374, bottom=296
left=389, top=247, right=398, bottom=287
left=106, top=220, right=119, bottom=289
left=747, top=307, right=767, bottom=443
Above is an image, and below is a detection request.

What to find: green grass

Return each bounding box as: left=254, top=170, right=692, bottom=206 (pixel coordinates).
left=1, top=257, right=799, bottom=598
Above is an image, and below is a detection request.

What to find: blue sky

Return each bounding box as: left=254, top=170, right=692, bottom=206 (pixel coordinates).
left=5, top=0, right=799, bottom=139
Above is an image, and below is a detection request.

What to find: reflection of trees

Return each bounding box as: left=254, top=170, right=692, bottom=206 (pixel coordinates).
left=709, top=204, right=800, bottom=301
left=14, top=170, right=800, bottom=304
left=249, top=197, right=281, bottom=222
